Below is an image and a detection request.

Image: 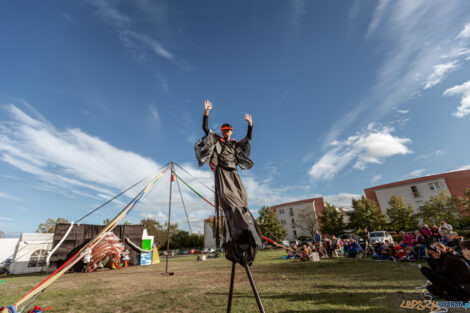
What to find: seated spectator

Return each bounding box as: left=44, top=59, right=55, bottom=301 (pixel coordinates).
left=345, top=238, right=363, bottom=258
left=420, top=225, right=432, bottom=243
left=315, top=242, right=325, bottom=258
left=421, top=240, right=470, bottom=301
left=414, top=230, right=426, bottom=259
left=379, top=244, right=395, bottom=261
left=445, top=234, right=462, bottom=254
left=300, top=244, right=310, bottom=261
left=331, top=235, right=341, bottom=257
left=400, top=246, right=418, bottom=261
left=431, top=224, right=440, bottom=242
left=325, top=239, right=334, bottom=258
left=439, top=220, right=454, bottom=240
left=399, top=231, right=414, bottom=247
left=394, top=245, right=405, bottom=260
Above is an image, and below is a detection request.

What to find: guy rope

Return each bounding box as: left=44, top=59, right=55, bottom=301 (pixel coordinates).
left=1, top=164, right=171, bottom=313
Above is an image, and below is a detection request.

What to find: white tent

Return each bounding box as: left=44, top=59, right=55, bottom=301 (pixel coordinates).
left=0, top=238, right=19, bottom=264
left=9, top=233, right=54, bottom=275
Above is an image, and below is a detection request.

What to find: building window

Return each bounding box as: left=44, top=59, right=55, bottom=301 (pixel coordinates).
left=281, top=220, right=286, bottom=225
left=416, top=201, right=424, bottom=210
left=428, top=182, right=441, bottom=191
left=289, top=207, right=294, bottom=217
left=28, top=249, right=48, bottom=268
left=411, top=186, right=420, bottom=197
left=291, top=218, right=295, bottom=228
left=293, top=230, right=297, bottom=238
left=279, top=208, right=284, bottom=214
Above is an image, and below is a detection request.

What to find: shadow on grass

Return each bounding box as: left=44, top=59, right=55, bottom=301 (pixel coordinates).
left=279, top=309, right=383, bottom=313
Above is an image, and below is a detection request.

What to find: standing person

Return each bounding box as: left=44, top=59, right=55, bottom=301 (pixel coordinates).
left=362, top=228, right=370, bottom=258
left=195, top=100, right=262, bottom=266
left=314, top=230, right=322, bottom=244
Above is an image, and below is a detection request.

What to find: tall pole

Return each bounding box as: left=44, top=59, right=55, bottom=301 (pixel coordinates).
left=165, top=162, right=174, bottom=275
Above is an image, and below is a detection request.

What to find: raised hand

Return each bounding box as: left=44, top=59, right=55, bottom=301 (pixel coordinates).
left=204, top=100, right=213, bottom=115
left=244, top=113, right=252, bottom=126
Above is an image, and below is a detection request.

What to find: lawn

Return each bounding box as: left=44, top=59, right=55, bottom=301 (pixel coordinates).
left=0, top=249, right=464, bottom=313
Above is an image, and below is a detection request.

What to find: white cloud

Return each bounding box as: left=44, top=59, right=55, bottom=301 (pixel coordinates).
left=457, top=23, right=470, bottom=39
left=423, top=61, right=459, bottom=89
left=409, top=169, right=426, bottom=177
left=324, top=1, right=470, bottom=145
left=323, top=193, right=362, bottom=209
left=0, top=103, right=160, bottom=198
left=454, top=164, right=470, bottom=171
left=371, top=175, right=382, bottom=183
left=1, top=104, right=307, bottom=233
left=310, top=125, right=411, bottom=180
left=396, top=109, right=409, bottom=114
left=443, top=80, right=470, bottom=117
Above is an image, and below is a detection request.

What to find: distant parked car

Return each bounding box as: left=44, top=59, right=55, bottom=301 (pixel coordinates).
left=190, top=249, right=201, bottom=254
left=290, top=240, right=301, bottom=246
left=369, top=231, right=394, bottom=245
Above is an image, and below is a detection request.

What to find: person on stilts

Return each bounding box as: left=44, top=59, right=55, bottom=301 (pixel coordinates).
left=195, top=99, right=265, bottom=312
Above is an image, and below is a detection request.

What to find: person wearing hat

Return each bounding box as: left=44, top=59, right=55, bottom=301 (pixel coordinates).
left=194, top=100, right=262, bottom=266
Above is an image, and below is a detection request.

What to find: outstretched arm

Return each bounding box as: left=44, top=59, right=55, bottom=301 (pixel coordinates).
left=202, top=100, right=212, bottom=135
left=244, top=113, right=253, bottom=140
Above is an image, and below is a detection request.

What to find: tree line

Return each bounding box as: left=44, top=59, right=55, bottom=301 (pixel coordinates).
left=36, top=217, right=203, bottom=250
left=35, top=188, right=470, bottom=245
left=257, top=188, right=470, bottom=241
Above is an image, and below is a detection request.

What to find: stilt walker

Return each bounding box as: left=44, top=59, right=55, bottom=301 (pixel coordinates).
left=195, top=100, right=265, bottom=313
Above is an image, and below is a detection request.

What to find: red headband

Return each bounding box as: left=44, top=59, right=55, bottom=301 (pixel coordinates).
left=221, top=126, right=232, bottom=131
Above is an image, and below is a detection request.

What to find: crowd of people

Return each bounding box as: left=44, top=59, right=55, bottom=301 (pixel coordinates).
left=283, top=220, right=470, bottom=300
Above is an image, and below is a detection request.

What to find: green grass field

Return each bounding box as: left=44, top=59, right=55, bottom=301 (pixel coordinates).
left=0, top=250, right=465, bottom=312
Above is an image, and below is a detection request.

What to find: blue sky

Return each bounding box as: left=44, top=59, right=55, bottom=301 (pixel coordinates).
left=1, top=1, right=469, bottom=237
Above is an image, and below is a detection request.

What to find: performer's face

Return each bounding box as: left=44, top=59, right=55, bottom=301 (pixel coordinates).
left=222, top=129, right=232, bottom=139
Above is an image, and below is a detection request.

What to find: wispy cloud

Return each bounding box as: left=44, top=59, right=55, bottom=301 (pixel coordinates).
left=454, top=164, right=470, bottom=171
left=371, top=175, right=382, bottom=183
left=324, top=1, right=470, bottom=145
left=0, top=102, right=160, bottom=199
left=0, top=102, right=314, bottom=233
left=60, top=12, right=73, bottom=22
left=290, top=0, right=307, bottom=29
left=396, top=109, right=409, bottom=114
left=119, top=30, right=174, bottom=61
left=310, top=124, right=411, bottom=180
left=0, top=192, right=20, bottom=201
left=409, top=169, right=426, bottom=177
left=423, top=61, right=459, bottom=89
left=443, top=80, right=470, bottom=117
left=88, top=0, right=174, bottom=63
left=457, top=23, right=470, bottom=39
left=416, top=149, right=445, bottom=160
